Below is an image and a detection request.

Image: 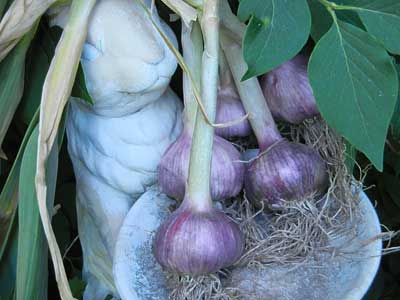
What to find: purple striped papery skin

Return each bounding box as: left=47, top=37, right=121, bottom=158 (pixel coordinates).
left=215, top=90, right=252, bottom=138
left=244, top=139, right=328, bottom=209
left=153, top=201, right=244, bottom=275
left=261, top=54, right=319, bottom=124
left=158, top=129, right=244, bottom=201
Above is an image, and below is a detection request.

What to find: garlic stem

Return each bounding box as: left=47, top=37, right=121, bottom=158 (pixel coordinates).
left=182, top=21, right=203, bottom=130
left=219, top=0, right=245, bottom=41
left=220, top=29, right=282, bottom=150
left=187, top=0, right=219, bottom=210
left=218, top=47, right=234, bottom=89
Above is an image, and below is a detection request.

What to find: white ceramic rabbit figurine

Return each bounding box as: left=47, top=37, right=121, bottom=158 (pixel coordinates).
left=63, top=0, right=182, bottom=298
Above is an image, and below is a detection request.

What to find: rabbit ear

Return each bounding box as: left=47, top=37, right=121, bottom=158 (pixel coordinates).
left=82, top=42, right=102, bottom=62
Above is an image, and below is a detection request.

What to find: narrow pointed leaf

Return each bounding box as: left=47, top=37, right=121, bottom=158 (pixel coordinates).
left=309, top=20, right=398, bottom=171
left=0, top=110, right=39, bottom=261
left=35, top=0, right=96, bottom=298
left=0, top=0, right=57, bottom=62
left=0, top=27, right=36, bottom=158
left=0, top=223, right=17, bottom=300
left=16, top=125, right=59, bottom=300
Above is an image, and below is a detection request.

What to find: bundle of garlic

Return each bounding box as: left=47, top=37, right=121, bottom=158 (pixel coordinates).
left=60, top=0, right=182, bottom=298
left=44, top=0, right=382, bottom=299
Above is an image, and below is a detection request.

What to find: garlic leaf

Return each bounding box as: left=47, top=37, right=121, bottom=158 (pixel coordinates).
left=238, top=0, right=311, bottom=79
left=16, top=125, right=59, bottom=300
left=309, top=20, right=398, bottom=171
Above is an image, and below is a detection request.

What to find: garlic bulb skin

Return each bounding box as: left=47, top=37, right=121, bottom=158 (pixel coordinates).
left=215, top=86, right=251, bottom=138
left=153, top=199, right=244, bottom=275
left=158, top=128, right=244, bottom=201
left=244, top=139, right=328, bottom=209
left=261, top=54, right=319, bottom=124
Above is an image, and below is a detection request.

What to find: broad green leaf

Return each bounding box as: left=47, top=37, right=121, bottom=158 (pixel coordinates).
left=0, top=26, right=37, bottom=158
left=16, top=125, right=59, bottom=300
left=353, top=0, right=400, bottom=54
left=0, top=109, right=39, bottom=261
left=309, top=20, right=398, bottom=171
left=307, top=0, right=364, bottom=41
left=238, top=0, right=311, bottom=79
left=307, top=0, right=332, bottom=41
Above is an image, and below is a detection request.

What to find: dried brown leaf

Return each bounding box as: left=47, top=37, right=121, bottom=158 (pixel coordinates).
left=0, top=0, right=58, bottom=62
left=159, top=0, right=197, bottom=26
left=34, top=0, right=96, bottom=299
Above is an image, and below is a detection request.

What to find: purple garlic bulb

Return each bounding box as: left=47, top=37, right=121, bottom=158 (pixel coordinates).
left=153, top=200, right=244, bottom=275
left=244, top=139, right=328, bottom=209
left=261, top=54, right=319, bottom=124
left=215, top=86, right=251, bottom=138
left=158, top=129, right=244, bottom=201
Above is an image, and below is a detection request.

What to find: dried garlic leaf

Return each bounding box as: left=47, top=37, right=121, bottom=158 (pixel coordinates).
left=34, top=0, right=96, bottom=299
left=0, top=0, right=58, bottom=62
left=160, top=0, right=197, bottom=26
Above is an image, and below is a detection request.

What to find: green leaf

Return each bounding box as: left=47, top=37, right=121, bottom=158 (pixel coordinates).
left=16, top=125, right=59, bottom=300
left=69, top=276, right=86, bottom=299
left=238, top=0, right=311, bottom=79
left=0, top=26, right=37, bottom=158
left=18, top=25, right=55, bottom=125
left=307, top=0, right=332, bottom=41
left=0, top=109, right=39, bottom=261
left=72, top=64, right=94, bottom=105
left=307, top=0, right=364, bottom=41
left=309, top=20, right=398, bottom=171
left=352, top=0, right=400, bottom=54
left=0, top=0, right=8, bottom=17
left=0, top=222, right=17, bottom=300
left=390, top=64, right=400, bottom=139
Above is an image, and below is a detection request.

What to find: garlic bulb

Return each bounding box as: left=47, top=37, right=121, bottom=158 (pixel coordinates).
left=215, top=85, right=251, bottom=138
left=261, top=54, right=319, bottom=124
left=244, top=139, right=328, bottom=208
left=221, top=31, right=328, bottom=210
left=155, top=11, right=244, bottom=276
left=158, top=128, right=244, bottom=201
left=158, top=20, right=244, bottom=202
left=153, top=198, right=244, bottom=275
